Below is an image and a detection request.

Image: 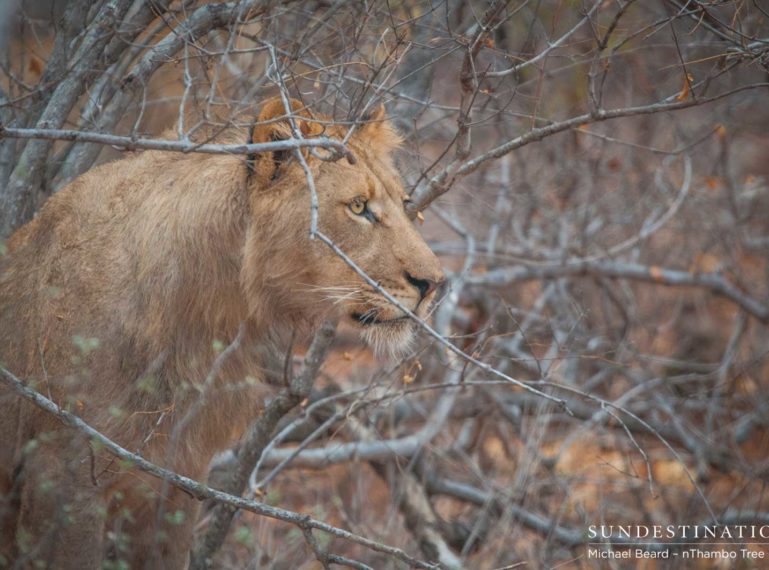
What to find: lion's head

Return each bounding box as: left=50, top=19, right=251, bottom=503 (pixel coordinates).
left=242, top=99, right=444, bottom=355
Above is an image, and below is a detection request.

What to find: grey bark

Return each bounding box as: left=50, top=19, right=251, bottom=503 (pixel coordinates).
left=0, top=0, right=134, bottom=237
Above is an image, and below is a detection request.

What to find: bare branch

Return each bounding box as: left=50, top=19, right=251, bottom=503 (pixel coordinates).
left=0, top=364, right=437, bottom=570
left=316, top=231, right=571, bottom=411
left=408, top=83, right=769, bottom=213
left=190, top=321, right=337, bottom=570
left=467, top=260, right=769, bottom=323
left=0, top=126, right=353, bottom=160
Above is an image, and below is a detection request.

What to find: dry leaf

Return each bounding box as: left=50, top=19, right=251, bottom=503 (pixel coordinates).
left=736, top=374, right=757, bottom=396
left=28, top=55, right=43, bottom=78
left=715, top=123, right=727, bottom=138
left=653, top=459, right=693, bottom=489
left=403, top=359, right=422, bottom=384
left=483, top=436, right=507, bottom=461
left=676, top=73, right=694, bottom=101
left=690, top=252, right=720, bottom=273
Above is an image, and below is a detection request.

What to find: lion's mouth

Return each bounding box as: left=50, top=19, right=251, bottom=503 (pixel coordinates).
left=351, top=308, right=417, bottom=357
left=352, top=311, right=410, bottom=327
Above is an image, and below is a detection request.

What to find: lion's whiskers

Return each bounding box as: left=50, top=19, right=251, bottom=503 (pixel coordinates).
left=299, top=284, right=365, bottom=305
left=357, top=306, right=380, bottom=320
left=324, top=291, right=363, bottom=305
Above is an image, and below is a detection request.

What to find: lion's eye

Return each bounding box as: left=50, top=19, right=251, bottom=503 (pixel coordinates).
left=349, top=197, right=367, bottom=216
left=349, top=196, right=378, bottom=223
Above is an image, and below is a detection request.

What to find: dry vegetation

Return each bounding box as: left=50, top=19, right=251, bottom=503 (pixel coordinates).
left=2, top=0, right=769, bottom=568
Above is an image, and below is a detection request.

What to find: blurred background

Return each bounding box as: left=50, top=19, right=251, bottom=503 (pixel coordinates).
left=2, top=0, right=769, bottom=568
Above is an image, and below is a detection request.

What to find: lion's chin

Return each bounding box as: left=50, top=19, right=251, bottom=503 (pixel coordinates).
left=357, top=319, right=416, bottom=359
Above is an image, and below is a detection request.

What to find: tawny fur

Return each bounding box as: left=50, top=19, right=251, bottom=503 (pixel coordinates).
left=0, top=99, right=443, bottom=568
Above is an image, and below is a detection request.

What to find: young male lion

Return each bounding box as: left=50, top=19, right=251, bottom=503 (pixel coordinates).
left=0, top=99, right=444, bottom=568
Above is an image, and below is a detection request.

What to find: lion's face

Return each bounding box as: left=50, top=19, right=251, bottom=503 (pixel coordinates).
left=246, top=100, right=444, bottom=355
left=310, top=145, right=445, bottom=355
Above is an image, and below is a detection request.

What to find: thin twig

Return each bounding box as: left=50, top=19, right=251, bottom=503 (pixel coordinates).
left=0, top=365, right=437, bottom=570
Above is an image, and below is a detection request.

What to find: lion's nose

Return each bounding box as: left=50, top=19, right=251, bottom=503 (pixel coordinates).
left=404, top=271, right=443, bottom=302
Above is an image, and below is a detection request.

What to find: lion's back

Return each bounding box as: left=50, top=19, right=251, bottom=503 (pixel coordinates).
left=0, top=148, right=250, bottom=432
left=0, top=153, right=169, bottom=417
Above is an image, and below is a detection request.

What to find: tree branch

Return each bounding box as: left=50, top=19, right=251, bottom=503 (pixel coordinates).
left=407, top=83, right=769, bottom=213
left=467, top=260, right=769, bottom=323
left=0, top=126, right=353, bottom=160
left=0, top=0, right=135, bottom=236
left=190, top=321, right=337, bottom=569
left=0, top=364, right=436, bottom=570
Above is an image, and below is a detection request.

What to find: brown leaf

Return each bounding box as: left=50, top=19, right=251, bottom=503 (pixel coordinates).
left=676, top=73, right=694, bottom=101
left=715, top=123, right=727, bottom=138
left=704, top=176, right=720, bottom=190
left=690, top=253, right=720, bottom=273
left=28, top=55, right=43, bottom=78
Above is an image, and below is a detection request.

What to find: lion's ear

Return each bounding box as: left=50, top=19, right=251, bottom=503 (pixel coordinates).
left=358, top=104, right=403, bottom=152
left=248, top=98, right=317, bottom=183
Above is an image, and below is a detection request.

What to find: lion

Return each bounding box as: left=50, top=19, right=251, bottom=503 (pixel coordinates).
left=0, top=98, right=444, bottom=568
